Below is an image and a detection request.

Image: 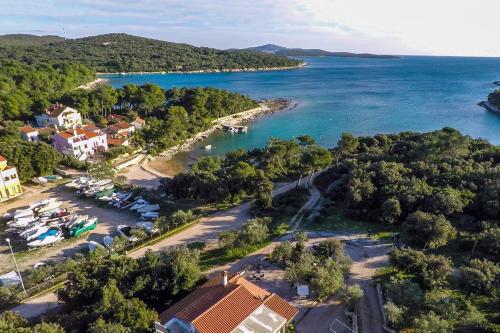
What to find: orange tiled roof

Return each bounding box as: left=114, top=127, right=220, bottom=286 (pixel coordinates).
left=56, top=128, right=100, bottom=140
left=19, top=126, right=37, bottom=134
left=0, top=155, right=6, bottom=162
left=158, top=272, right=298, bottom=333
left=83, top=125, right=100, bottom=132
left=133, top=116, right=145, bottom=124
left=264, top=293, right=299, bottom=322
left=192, top=286, right=262, bottom=333
left=107, top=138, right=127, bottom=146
left=114, top=121, right=134, bottom=129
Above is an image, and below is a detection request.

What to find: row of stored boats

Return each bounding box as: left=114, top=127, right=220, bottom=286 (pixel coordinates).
left=66, top=176, right=161, bottom=251
left=5, top=198, right=98, bottom=247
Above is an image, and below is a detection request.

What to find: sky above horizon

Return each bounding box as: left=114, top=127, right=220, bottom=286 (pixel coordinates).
left=1, top=0, right=499, bottom=57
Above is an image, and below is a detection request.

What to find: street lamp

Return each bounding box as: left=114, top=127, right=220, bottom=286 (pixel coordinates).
left=5, top=238, right=26, bottom=294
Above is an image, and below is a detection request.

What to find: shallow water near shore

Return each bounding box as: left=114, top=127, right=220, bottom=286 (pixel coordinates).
left=104, top=56, right=500, bottom=172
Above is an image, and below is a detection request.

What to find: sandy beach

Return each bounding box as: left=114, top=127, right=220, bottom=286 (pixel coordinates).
left=76, top=78, right=110, bottom=90
left=144, top=99, right=297, bottom=177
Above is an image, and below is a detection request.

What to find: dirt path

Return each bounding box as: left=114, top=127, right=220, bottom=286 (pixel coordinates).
left=119, top=163, right=163, bottom=188
left=346, top=238, right=390, bottom=333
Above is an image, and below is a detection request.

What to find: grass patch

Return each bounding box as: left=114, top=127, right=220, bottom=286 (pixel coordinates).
left=199, top=242, right=270, bottom=270
left=302, top=205, right=397, bottom=240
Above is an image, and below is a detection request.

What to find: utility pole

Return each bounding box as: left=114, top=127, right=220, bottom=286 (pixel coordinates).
left=5, top=238, right=26, bottom=294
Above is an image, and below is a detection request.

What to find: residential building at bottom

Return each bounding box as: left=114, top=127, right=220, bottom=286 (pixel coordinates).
left=0, top=155, right=23, bottom=202
left=156, top=271, right=298, bottom=333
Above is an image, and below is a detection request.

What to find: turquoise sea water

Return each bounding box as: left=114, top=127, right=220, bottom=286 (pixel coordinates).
left=104, top=56, right=500, bottom=161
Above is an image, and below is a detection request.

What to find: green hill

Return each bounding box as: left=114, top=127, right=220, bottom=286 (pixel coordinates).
left=0, top=34, right=65, bottom=46
left=0, top=33, right=302, bottom=73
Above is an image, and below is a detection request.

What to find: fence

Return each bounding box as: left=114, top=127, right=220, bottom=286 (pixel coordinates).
left=376, top=283, right=396, bottom=333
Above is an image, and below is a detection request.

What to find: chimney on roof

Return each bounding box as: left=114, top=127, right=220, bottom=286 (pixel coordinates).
left=222, top=271, right=228, bottom=287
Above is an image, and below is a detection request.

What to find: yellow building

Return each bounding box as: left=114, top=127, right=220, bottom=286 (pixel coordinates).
left=0, top=155, right=23, bottom=202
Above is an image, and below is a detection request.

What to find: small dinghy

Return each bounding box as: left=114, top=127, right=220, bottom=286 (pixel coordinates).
left=36, top=201, right=62, bottom=214
left=70, top=217, right=97, bottom=237
left=27, top=229, right=63, bottom=247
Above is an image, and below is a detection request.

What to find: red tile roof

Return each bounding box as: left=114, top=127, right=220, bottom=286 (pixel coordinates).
left=264, top=293, right=298, bottom=322
left=107, top=114, right=125, bottom=121
left=56, top=128, right=100, bottom=140
left=133, top=116, right=145, bottom=124
left=83, top=125, right=100, bottom=132
left=107, top=138, right=128, bottom=146
left=193, top=286, right=262, bottom=333
left=114, top=121, right=134, bottom=130
left=44, top=103, right=68, bottom=117
left=19, top=126, right=37, bottom=134
left=158, top=272, right=298, bottom=333
left=0, top=155, right=6, bottom=162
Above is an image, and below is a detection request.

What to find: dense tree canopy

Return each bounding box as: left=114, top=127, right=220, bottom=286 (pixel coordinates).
left=0, top=59, right=94, bottom=121
left=161, top=137, right=331, bottom=203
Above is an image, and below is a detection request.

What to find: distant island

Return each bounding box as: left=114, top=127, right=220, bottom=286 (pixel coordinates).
left=0, top=33, right=303, bottom=73
left=241, top=43, right=398, bottom=59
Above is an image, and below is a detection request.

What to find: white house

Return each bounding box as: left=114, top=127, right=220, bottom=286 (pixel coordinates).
left=53, top=128, right=108, bottom=161
left=36, top=103, right=82, bottom=129
left=19, top=126, right=39, bottom=142
left=106, top=121, right=136, bottom=136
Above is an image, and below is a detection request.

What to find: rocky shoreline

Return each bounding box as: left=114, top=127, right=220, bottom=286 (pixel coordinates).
left=97, top=63, right=306, bottom=76
left=478, top=101, right=500, bottom=115
left=144, top=99, right=297, bottom=173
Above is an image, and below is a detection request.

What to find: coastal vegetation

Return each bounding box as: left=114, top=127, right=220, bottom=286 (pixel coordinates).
left=0, top=122, right=86, bottom=180
left=161, top=135, right=331, bottom=204
left=0, top=33, right=302, bottom=73
left=0, top=59, right=95, bottom=121
left=60, top=83, right=260, bottom=154
left=313, top=128, right=500, bottom=331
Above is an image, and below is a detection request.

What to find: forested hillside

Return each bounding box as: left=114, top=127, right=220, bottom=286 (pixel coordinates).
left=315, top=128, right=500, bottom=331
left=0, top=33, right=302, bottom=73
left=0, top=60, right=95, bottom=121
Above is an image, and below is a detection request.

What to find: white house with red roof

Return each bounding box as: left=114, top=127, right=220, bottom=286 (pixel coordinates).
left=155, top=271, right=298, bottom=333
left=36, top=103, right=82, bottom=129
left=52, top=127, right=108, bottom=161
left=19, top=126, right=40, bottom=142
left=106, top=121, right=135, bottom=136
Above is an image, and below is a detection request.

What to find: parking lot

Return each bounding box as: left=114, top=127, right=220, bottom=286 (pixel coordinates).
left=0, top=184, right=137, bottom=274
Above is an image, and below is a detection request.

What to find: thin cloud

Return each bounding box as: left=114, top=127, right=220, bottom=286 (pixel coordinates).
left=0, top=0, right=499, bottom=56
